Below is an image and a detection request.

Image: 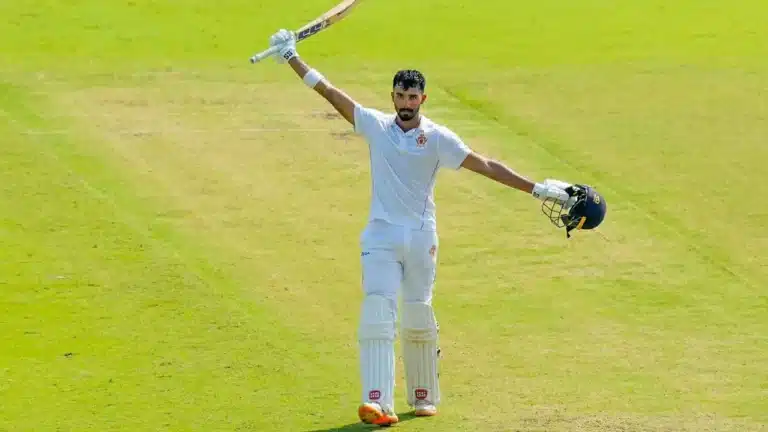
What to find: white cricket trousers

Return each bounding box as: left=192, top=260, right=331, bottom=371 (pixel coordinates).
left=359, top=219, right=439, bottom=305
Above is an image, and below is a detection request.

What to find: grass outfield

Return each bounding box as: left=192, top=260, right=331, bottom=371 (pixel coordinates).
left=1, top=0, right=767, bottom=431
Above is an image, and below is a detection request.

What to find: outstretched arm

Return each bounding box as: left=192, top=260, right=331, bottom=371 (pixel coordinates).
left=460, top=151, right=535, bottom=193
left=286, top=56, right=356, bottom=126
left=460, top=151, right=573, bottom=203
left=436, top=127, right=570, bottom=202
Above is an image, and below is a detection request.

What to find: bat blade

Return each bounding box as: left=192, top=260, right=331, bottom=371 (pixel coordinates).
left=250, top=0, right=361, bottom=64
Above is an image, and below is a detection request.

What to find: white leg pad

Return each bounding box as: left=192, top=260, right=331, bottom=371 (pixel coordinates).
left=358, top=294, right=396, bottom=412
left=402, top=301, right=440, bottom=406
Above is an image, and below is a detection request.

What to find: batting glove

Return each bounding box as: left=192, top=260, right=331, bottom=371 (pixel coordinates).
left=532, top=180, right=571, bottom=206
left=547, top=179, right=582, bottom=209
left=543, top=178, right=572, bottom=191
left=269, top=29, right=298, bottom=64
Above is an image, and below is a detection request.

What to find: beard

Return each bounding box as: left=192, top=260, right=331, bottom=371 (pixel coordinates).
left=397, top=108, right=417, bottom=121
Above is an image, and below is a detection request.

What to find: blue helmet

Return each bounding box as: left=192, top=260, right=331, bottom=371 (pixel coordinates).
left=542, top=184, right=607, bottom=238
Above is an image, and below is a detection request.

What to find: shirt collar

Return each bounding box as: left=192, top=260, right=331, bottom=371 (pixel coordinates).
left=389, top=115, right=430, bottom=136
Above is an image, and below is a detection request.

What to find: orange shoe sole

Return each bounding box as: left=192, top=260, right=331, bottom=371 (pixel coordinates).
left=358, top=403, right=399, bottom=426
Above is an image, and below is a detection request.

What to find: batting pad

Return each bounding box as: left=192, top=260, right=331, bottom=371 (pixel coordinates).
left=402, top=301, right=440, bottom=406
left=358, top=294, right=396, bottom=411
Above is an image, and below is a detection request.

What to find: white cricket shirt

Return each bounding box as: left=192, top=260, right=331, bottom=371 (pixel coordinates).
left=353, top=104, right=472, bottom=231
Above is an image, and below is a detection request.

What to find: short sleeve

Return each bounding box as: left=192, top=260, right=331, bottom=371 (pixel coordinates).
left=437, top=126, right=472, bottom=170
left=353, top=104, right=382, bottom=137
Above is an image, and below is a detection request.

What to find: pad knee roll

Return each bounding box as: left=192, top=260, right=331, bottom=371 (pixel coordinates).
left=358, top=294, right=396, bottom=341
left=402, top=302, right=438, bottom=341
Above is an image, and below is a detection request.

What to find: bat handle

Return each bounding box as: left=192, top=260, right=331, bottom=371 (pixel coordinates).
left=249, top=45, right=280, bottom=64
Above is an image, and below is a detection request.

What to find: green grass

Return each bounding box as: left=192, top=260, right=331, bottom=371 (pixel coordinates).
left=1, top=0, right=767, bottom=431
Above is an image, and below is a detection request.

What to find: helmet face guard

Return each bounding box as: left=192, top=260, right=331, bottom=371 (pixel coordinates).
left=541, top=184, right=606, bottom=238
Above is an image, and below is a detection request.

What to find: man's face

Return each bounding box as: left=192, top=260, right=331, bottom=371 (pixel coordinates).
left=391, top=84, right=427, bottom=121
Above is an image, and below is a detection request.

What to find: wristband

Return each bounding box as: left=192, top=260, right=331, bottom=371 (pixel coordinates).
left=303, top=69, right=325, bottom=89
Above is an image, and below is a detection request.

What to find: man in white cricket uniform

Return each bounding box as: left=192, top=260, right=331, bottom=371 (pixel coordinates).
left=267, top=29, right=575, bottom=427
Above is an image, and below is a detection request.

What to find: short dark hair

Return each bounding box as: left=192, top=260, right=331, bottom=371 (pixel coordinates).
left=393, top=69, right=426, bottom=92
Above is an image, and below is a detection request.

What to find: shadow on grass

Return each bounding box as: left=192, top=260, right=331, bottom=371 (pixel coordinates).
left=305, top=412, right=420, bottom=431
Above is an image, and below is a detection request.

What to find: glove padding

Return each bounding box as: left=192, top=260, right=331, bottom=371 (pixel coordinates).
left=544, top=178, right=579, bottom=209
left=268, top=29, right=298, bottom=64
left=543, top=178, right=572, bottom=190
left=532, top=179, right=574, bottom=208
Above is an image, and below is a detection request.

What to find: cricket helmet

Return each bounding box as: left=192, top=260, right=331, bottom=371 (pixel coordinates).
left=542, top=184, right=607, bottom=238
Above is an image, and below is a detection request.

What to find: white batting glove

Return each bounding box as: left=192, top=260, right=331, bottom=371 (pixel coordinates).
left=544, top=178, right=572, bottom=190
left=532, top=180, right=570, bottom=205
left=545, top=179, right=581, bottom=209
left=269, top=29, right=298, bottom=64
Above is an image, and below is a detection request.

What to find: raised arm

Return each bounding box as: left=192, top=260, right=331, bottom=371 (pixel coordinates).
left=286, top=56, right=356, bottom=126
left=267, top=29, right=357, bottom=126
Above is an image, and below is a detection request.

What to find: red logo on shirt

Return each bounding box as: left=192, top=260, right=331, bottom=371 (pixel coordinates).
left=416, top=133, right=428, bottom=147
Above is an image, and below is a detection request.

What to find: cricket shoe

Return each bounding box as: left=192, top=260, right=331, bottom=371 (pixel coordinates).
left=413, top=400, right=437, bottom=417
left=358, top=402, right=399, bottom=427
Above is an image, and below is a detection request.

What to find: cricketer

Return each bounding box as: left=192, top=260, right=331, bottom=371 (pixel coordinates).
left=266, top=29, right=606, bottom=427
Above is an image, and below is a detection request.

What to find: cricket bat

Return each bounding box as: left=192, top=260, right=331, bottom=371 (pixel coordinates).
left=249, top=0, right=362, bottom=64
